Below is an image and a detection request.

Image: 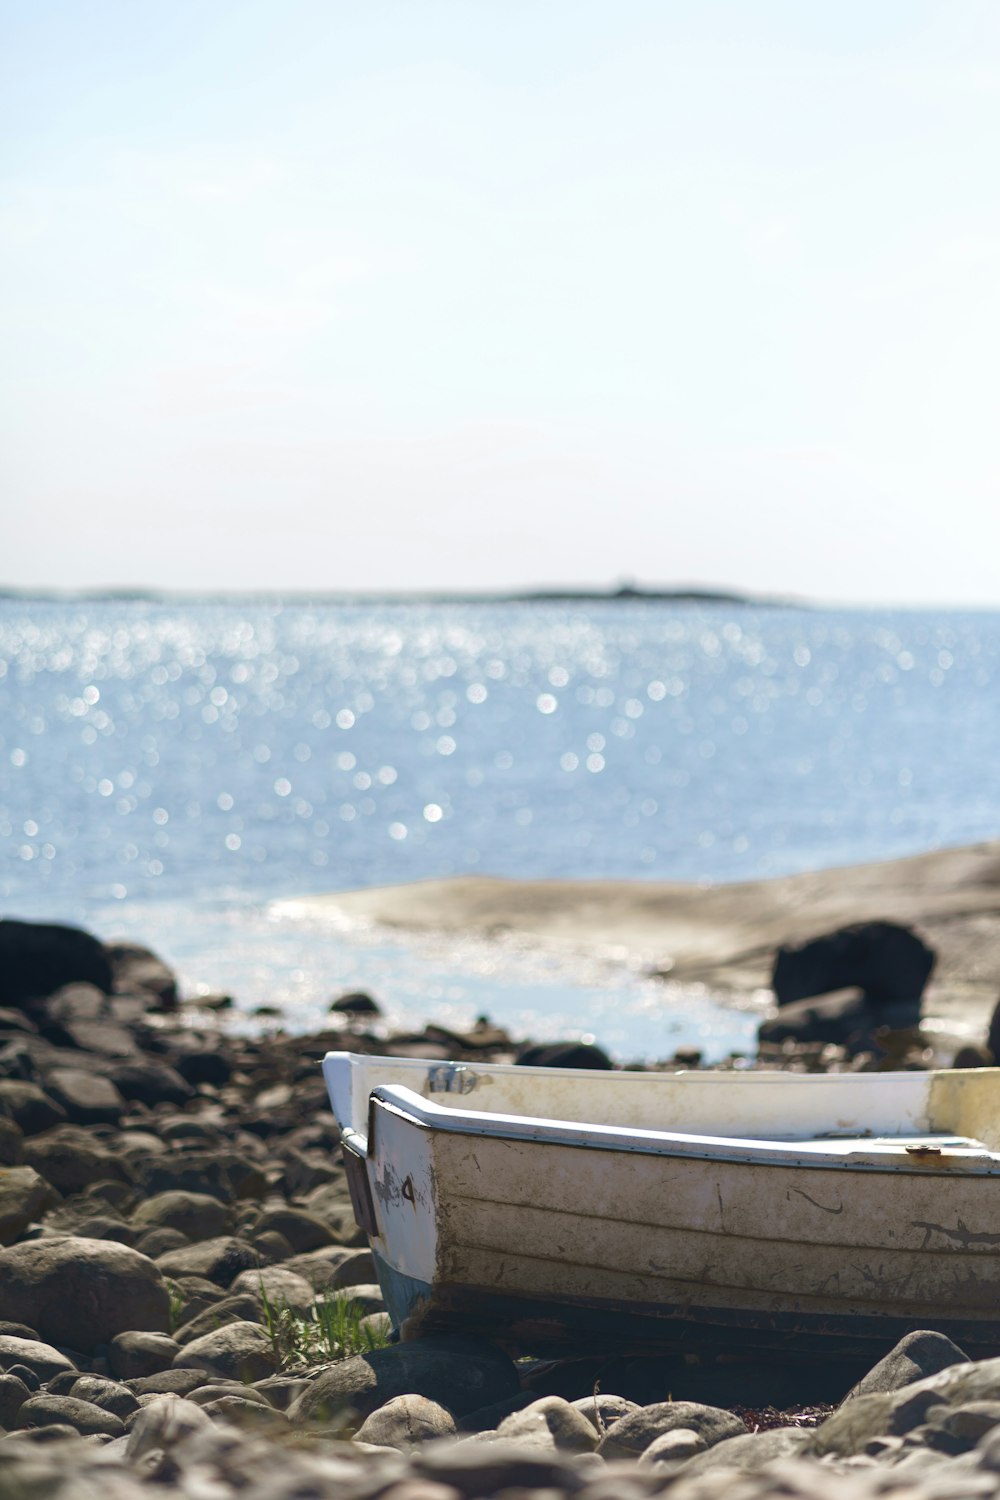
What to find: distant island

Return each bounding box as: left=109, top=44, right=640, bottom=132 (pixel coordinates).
left=0, top=582, right=799, bottom=608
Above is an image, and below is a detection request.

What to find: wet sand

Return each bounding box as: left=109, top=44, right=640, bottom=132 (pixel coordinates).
left=299, top=839, right=1000, bottom=1035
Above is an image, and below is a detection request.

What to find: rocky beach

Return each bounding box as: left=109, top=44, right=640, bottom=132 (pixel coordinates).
left=3, top=841, right=1000, bottom=1498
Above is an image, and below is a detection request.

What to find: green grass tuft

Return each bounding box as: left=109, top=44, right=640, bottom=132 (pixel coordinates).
left=259, top=1280, right=391, bottom=1370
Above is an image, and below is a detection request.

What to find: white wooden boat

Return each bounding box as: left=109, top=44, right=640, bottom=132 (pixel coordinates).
left=323, top=1052, right=1000, bottom=1357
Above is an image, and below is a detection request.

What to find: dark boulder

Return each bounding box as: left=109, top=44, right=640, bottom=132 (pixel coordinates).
left=172, top=1046, right=233, bottom=1088
left=0, top=921, right=113, bottom=1007
left=329, top=991, right=382, bottom=1016
left=758, top=987, right=922, bottom=1049
left=844, top=1330, right=970, bottom=1400
left=104, top=941, right=178, bottom=1007
left=0, top=1080, right=67, bottom=1135
left=43, top=1067, right=126, bottom=1126
left=106, top=1060, right=194, bottom=1107
left=516, top=1041, right=614, bottom=1070
left=772, top=921, right=935, bottom=1008
left=0, top=1238, right=170, bottom=1352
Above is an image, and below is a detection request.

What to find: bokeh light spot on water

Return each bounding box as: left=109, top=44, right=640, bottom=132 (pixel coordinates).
left=3, top=598, right=1000, bottom=1058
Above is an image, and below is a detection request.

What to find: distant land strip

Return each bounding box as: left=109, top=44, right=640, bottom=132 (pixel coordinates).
left=0, top=582, right=802, bottom=607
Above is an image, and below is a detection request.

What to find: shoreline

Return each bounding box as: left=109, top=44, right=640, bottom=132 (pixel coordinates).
left=291, top=838, right=1000, bottom=1037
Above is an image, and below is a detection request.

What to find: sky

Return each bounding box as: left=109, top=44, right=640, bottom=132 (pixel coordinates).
left=2, top=0, right=999, bottom=604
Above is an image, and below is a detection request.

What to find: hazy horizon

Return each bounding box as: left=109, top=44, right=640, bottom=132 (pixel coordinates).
left=4, top=1, right=1000, bottom=606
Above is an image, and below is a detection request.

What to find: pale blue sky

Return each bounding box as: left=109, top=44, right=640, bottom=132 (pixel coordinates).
left=3, top=1, right=999, bottom=601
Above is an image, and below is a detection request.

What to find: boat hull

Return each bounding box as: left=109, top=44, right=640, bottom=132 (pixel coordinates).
left=327, top=1054, right=1000, bottom=1359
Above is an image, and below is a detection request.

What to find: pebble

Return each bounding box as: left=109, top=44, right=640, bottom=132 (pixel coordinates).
left=5, top=924, right=1000, bottom=1500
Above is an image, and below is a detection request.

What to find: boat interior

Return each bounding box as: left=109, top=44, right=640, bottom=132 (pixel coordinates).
left=324, top=1051, right=1000, bottom=1157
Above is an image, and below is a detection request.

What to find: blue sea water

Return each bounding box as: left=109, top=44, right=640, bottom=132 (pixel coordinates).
left=1, top=597, right=998, bottom=1059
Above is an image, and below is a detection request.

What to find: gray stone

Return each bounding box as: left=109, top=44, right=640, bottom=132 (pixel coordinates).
left=131, top=1190, right=228, bottom=1241
left=173, top=1320, right=277, bottom=1382
left=0, top=1320, right=39, bottom=1339
left=0, top=1371, right=31, bottom=1428
left=43, top=1068, right=125, bottom=1125
left=571, top=1393, right=641, bottom=1431
left=133, top=1149, right=266, bottom=1202
left=0, top=1334, right=77, bottom=1382
left=133, top=1226, right=189, bottom=1258
left=0, top=1237, right=170, bottom=1352
left=108, top=1330, right=180, bottom=1380
left=106, top=941, right=178, bottom=1005
left=50, top=1213, right=135, bottom=1248
left=678, top=1425, right=813, bottom=1474
left=0, top=1115, right=24, bottom=1166
left=68, top=1376, right=140, bottom=1418
left=359, top=1311, right=392, bottom=1343
left=56, top=1018, right=137, bottom=1058
left=18, top=1393, right=125, bottom=1436
left=173, top=1293, right=261, bottom=1344
left=108, top=1060, right=193, bottom=1107
left=496, top=1394, right=599, bottom=1453
left=845, top=1330, right=971, bottom=1400
left=186, top=1381, right=274, bottom=1407
left=597, top=1399, right=747, bottom=1460
left=283, top=1244, right=375, bottom=1290
left=155, top=1234, right=259, bottom=1286
left=413, top=1437, right=583, bottom=1493
left=249, top=1228, right=294, bottom=1263
left=355, top=1394, right=458, bottom=1449
left=290, top=1335, right=520, bottom=1424
left=229, top=1264, right=315, bottom=1311
left=21, top=1132, right=126, bottom=1195
left=162, top=1273, right=226, bottom=1327
left=323, top=1282, right=385, bottom=1316
left=811, top=1355, right=1000, bottom=1458
left=125, top=1395, right=212, bottom=1460
left=807, top=1392, right=896, bottom=1455
left=3, top=1422, right=80, bottom=1443
left=251, top=1206, right=337, bottom=1252
left=637, top=1426, right=707, bottom=1465
left=944, top=1401, right=1000, bottom=1443
left=0, top=1080, right=67, bottom=1135
left=252, top=1374, right=312, bottom=1410
left=127, top=1368, right=207, bottom=1396
left=0, top=1166, right=58, bottom=1245
left=977, top=1426, right=1000, bottom=1470
left=200, top=1395, right=289, bottom=1428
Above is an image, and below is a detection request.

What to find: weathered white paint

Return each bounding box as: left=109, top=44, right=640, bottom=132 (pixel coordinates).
left=324, top=1052, right=1000, bottom=1154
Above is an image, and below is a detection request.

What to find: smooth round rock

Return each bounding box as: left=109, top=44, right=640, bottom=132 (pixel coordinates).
left=155, top=1235, right=259, bottom=1287
left=68, top=1376, right=140, bottom=1418
left=496, top=1395, right=599, bottom=1453
left=0, top=1237, right=170, bottom=1353
left=355, top=1394, right=457, bottom=1449
left=597, top=1400, right=747, bottom=1460
left=0, top=1371, right=31, bottom=1428
left=0, top=1167, right=56, bottom=1246
left=18, top=1393, right=125, bottom=1436
left=0, top=1334, right=77, bottom=1382
left=131, top=1191, right=229, bottom=1242
left=108, top=1330, right=180, bottom=1380
left=172, top=1321, right=277, bottom=1382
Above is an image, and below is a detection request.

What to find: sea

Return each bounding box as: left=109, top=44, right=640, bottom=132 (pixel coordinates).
left=2, top=596, right=998, bottom=1062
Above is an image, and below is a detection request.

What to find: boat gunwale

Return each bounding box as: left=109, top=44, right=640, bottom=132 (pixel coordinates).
left=366, top=1084, right=1000, bottom=1175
